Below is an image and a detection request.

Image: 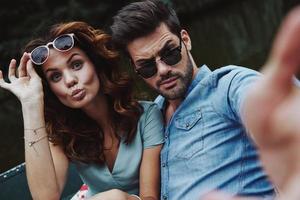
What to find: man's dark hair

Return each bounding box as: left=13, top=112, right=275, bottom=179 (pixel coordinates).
left=110, top=0, right=181, bottom=54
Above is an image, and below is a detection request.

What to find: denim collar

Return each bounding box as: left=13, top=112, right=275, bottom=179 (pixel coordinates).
left=185, top=64, right=211, bottom=96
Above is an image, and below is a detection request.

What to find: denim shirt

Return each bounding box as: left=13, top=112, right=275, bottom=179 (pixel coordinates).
left=155, top=65, right=274, bottom=200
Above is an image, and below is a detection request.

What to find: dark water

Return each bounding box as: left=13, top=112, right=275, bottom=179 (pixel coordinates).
left=0, top=0, right=296, bottom=173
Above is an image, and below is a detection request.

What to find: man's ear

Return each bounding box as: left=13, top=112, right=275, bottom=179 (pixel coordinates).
left=180, top=29, right=192, bottom=51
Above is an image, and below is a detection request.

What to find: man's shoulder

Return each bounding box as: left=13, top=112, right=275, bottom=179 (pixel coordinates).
left=213, top=65, right=259, bottom=77
left=210, top=65, right=260, bottom=86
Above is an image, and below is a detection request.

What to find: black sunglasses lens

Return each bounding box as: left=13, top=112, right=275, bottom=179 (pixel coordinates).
left=137, top=66, right=157, bottom=79
left=162, top=48, right=182, bottom=66
left=31, top=46, right=48, bottom=64
left=54, top=35, right=73, bottom=51
left=135, top=42, right=182, bottom=78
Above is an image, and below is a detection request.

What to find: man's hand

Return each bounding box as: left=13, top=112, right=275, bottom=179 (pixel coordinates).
left=242, top=6, right=300, bottom=200
left=202, top=191, right=258, bottom=200
left=202, top=5, right=300, bottom=200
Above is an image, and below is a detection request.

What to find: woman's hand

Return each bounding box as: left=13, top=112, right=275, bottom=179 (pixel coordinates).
left=0, top=52, right=43, bottom=104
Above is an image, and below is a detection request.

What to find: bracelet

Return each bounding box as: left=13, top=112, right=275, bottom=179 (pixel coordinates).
left=24, top=135, right=48, bottom=147
left=24, top=126, right=46, bottom=135
left=130, top=194, right=141, bottom=200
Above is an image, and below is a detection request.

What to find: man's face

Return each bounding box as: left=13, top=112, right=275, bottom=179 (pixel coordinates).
left=127, top=23, right=197, bottom=100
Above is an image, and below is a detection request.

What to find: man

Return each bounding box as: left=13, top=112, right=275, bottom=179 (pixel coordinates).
left=110, top=0, right=276, bottom=199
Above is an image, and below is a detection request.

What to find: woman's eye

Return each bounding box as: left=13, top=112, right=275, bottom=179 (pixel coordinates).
left=72, top=61, right=83, bottom=70
left=50, top=73, right=62, bottom=82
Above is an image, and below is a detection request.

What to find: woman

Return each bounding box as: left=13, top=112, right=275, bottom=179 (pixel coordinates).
left=0, top=21, right=164, bottom=200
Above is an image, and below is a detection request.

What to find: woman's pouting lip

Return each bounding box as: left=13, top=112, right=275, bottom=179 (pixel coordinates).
left=71, top=89, right=86, bottom=101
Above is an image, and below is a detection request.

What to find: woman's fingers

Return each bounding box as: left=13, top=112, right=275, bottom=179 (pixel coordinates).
left=18, top=52, right=29, bottom=77
left=26, top=59, right=38, bottom=78
left=8, top=59, right=17, bottom=82
left=7, top=52, right=31, bottom=82
left=0, top=70, right=10, bottom=90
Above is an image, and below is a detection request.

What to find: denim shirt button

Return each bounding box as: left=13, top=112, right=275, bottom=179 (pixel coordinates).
left=162, top=195, right=167, bottom=200
left=185, top=123, right=190, bottom=128
left=164, top=135, right=168, bottom=139
left=162, top=162, right=166, bottom=167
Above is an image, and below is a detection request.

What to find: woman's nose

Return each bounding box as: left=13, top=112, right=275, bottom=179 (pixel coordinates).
left=64, top=71, right=78, bottom=88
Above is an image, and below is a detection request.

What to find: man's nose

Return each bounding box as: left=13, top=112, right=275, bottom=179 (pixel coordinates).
left=156, top=59, right=172, bottom=77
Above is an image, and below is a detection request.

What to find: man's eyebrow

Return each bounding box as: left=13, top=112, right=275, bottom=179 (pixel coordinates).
left=157, top=40, right=176, bottom=56
left=135, top=40, right=176, bottom=65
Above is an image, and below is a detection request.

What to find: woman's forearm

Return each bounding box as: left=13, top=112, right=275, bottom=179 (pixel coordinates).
left=22, top=100, right=61, bottom=200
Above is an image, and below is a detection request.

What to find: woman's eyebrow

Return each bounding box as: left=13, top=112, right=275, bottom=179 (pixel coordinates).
left=66, top=53, right=80, bottom=64
left=44, top=53, right=81, bottom=74
left=45, top=68, right=58, bottom=74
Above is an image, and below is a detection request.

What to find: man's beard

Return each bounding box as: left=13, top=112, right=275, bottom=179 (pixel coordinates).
left=155, top=57, right=193, bottom=100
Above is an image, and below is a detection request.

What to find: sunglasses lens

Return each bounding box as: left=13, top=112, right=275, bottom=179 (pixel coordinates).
left=135, top=40, right=182, bottom=79
left=54, top=34, right=74, bottom=51
left=162, top=48, right=182, bottom=66
left=137, top=66, right=157, bottom=79
left=31, top=46, right=49, bottom=65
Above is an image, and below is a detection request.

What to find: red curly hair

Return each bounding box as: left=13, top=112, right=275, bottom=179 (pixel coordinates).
left=24, top=21, right=142, bottom=164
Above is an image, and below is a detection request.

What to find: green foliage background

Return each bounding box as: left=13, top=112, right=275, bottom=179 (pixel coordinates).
left=0, top=0, right=299, bottom=172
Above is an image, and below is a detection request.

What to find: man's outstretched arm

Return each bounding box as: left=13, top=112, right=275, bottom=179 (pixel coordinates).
left=204, top=5, right=300, bottom=200
left=242, top=5, right=300, bottom=200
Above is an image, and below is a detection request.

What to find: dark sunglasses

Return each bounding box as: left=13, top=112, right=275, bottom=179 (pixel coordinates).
left=134, top=38, right=182, bottom=79
left=30, top=33, right=75, bottom=65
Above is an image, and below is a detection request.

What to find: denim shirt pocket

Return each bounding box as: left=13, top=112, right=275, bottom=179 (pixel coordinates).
left=174, top=109, right=202, bottom=130
left=174, top=109, right=203, bottom=159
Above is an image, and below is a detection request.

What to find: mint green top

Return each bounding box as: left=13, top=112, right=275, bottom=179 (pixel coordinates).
left=74, top=101, right=164, bottom=196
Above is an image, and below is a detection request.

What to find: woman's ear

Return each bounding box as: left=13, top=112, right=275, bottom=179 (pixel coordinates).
left=180, top=29, right=192, bottom=51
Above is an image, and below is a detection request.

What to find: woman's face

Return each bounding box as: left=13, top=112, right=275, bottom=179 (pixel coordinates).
left=42, top=47, right=101, bottom=108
